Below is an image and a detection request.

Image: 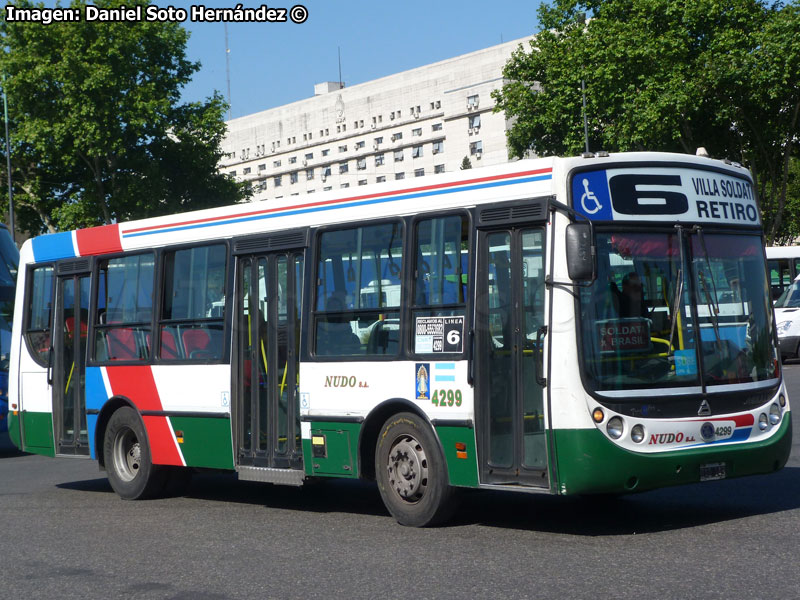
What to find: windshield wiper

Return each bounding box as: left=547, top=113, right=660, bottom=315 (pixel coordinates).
left=694, top=226, right=724, bottom=349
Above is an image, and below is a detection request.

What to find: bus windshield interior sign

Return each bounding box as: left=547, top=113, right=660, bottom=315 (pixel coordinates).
left=572, top=167, right=758, bottom=225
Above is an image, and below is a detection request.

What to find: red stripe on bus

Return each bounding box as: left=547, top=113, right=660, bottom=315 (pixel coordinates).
left=105, top=366, right=183, bottom=466
left=75, top=223, right=122, bottom=256
left=683, top=413, right=755, bottom=427
left=122, top=168, right=553, bottom=235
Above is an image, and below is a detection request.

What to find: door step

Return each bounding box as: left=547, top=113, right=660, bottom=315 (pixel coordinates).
left=237, top=465, right=305, bottom=486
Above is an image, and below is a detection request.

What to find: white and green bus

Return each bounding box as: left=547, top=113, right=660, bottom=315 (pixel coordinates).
left=8, top=152, right=791, bottom=526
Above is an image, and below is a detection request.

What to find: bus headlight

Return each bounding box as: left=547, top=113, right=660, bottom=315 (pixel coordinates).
left=779, top=394, right=786, bottom=408
left=607, top=416, right=624, bottom=439
left=759, top=413, right=769, bottom=430
left=631, top=424, right=645, bottom=443
left=769, top=403, right=781, bottom=425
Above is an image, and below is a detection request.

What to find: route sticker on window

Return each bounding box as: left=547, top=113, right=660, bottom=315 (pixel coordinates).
left=415, top=316, right=464, bottom=353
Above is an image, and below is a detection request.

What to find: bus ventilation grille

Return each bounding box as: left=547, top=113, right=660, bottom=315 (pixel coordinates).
left=233, top=230, right=309, bottom=254
left=57, top=259, right=90, bottom=274
left=479, top=202, right=544, bottom=225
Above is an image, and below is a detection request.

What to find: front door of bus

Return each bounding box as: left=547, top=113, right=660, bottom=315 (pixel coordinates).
left=476, top=227, right=548, bottom=486
left=53, top=272, right=90, bottom=456
left=235, top=252, right=304, bottom=470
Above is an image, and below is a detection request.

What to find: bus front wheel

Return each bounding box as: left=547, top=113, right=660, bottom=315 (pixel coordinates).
left=375, top=412, right=457, bottom=527
left=103, top=406, right=165, bottom=500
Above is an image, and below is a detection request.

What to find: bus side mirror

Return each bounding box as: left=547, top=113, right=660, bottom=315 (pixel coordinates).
left=566, top=223, right=595, bottom=282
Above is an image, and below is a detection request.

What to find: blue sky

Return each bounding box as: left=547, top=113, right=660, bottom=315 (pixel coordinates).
left=177, top=1, right=542, bottom=118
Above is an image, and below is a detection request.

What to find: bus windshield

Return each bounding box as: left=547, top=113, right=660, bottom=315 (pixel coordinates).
left=578, top=230, right=778, bottom=393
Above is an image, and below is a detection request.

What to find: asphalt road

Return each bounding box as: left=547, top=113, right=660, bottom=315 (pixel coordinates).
left=3, top=368, right=800, bottom=599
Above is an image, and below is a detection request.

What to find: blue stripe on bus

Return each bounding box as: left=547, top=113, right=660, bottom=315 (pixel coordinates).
left=434, top=363, right=456, bottom=369
left=434, top=375, right=456, bottom=382
left=122, top=174, right=552, bottom=239
left=85, top=367, right=108, bottom=460
left=31, top=232, right=76, bottom=262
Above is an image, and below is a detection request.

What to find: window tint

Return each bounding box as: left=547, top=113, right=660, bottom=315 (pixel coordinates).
left=412, top=215, right=469, bottom=354
left=315, top=222, right=403, bottom=356
left=95, top=253, right=155, bottom=361
left=25, top=265, right=55, bottom=364
left=160, top=244, right=226, bottom=361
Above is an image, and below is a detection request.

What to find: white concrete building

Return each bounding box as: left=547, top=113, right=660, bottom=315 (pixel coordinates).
left=220, top=36, right=534, bottom=200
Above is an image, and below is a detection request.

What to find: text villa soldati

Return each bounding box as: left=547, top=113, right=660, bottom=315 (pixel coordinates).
left=5, top=4, right=310, bottom=24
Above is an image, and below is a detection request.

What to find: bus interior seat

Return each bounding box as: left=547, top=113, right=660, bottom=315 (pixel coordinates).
left=105, top=327, right=140, bottom=360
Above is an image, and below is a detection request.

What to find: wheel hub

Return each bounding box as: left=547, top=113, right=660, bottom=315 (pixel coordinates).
left=387, top=435, right=428, bottom=502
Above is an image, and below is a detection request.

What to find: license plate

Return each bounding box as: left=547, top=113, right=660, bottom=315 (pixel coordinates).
left=700, top=462, right=726, bottom=481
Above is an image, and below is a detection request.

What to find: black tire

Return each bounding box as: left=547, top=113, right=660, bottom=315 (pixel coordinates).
left=375, top=412, right=457, bottom=527
left=103, top=406, right=166, bottom=500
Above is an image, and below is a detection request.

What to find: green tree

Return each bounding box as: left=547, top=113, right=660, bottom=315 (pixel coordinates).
left=460, top=156, right=472, bottom=170
left=0, top=0, right=247, bottom=234
left=493, top=0, right=800, bottom=243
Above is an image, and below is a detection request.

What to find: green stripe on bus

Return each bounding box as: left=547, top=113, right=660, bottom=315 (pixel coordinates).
left=168, top=416, right=235, bottom=470
left=21, top=411, right=55, bottom=457
left=554, top=414, right=792, bottom=496
left=435, top=425, right=479, bottom=488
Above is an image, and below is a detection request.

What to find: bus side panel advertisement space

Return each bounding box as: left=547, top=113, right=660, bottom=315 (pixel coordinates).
left=572, top=167, right=758, bottom=225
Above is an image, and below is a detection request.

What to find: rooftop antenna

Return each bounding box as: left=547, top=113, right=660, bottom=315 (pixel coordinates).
left=225, top=24, right=232, bottom=119
left=338, top=46, right=343, bottom=88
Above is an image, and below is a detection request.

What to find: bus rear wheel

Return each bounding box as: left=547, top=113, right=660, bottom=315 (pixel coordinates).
left=375, top=412, right=456, bottom=527
left=103, top=406, right=166, bottom=500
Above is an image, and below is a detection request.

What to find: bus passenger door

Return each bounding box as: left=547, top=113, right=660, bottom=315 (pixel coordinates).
left=53, top=271, right=90, bottom=456
left=234, top=250, right=304, bottom=475
left=475, top=227, right=548, bottom=486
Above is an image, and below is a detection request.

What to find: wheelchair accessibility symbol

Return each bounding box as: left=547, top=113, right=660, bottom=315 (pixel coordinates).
left=580, top=178, right=602, bottom=214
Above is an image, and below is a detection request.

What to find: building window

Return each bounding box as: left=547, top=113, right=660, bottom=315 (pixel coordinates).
left=358, top=179, right=367, bottom=186
left=470, top=141, right=483, bottom=156
left=395, top=172, right=405, bottom=180
left=375, top=153, right=385, bottom=166
left=467, top=94, right=479, bottom=109
left=258, top=163, right=266, bottom=172
left=376, top=176, right=386, bottom=183
left=412, top=145, right=423, bottom=159
left=305, top=152, right=314, bottom=160
left=229, top=171, right=237, bottom=177
left=434, top=164, right=445, bottom=174
left=323, top=166, right=332, bottom=177
left=289, top=156, right=297, bottom=164
left=412, top=128, right=422, bottom=137
left=339, top=145, right=348, bottom=153
left=306, top=168, right=314, bottom=181
left=394, top=149, right=404, bottom=162
left=469, top=114, right=481, bottom=129
left=357, top=158, right=367, bottom=170
left=415, top=169, right=425, bottom=177
left=243, top=167, right=251, bottom=175
left=290, top=172, right=298, bottom=184
left=392, top=132, right=403, bottom=142
left=355, top=140, right=365, bottom=150
left=339, top=162, right=349, bottom=174
left=432, top=141, right=444, bottom=155
left=374, top=136, right=383, bottom=145
left=341, top=183, right=350, bottom=188
left=323, top=186, right=332, bottom=191
left=322, top=149, right=330, bottom=157
left=274, top=175, right=282, bottom=187
left=273, top=160, right=281, bottom=168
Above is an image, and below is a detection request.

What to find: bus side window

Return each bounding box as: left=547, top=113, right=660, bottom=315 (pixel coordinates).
left=24, top=265, right=55, bottom=364
left=411, top=214, right=468, bottom=355
left=94, top=253, right=155, bottom=362
left=314, top=222, right=403, bottom=356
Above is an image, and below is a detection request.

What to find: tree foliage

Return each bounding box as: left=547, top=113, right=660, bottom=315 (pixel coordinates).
left=493, top=0, right=800, bottom=244
left=0, top=0, right=247, bottom=234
